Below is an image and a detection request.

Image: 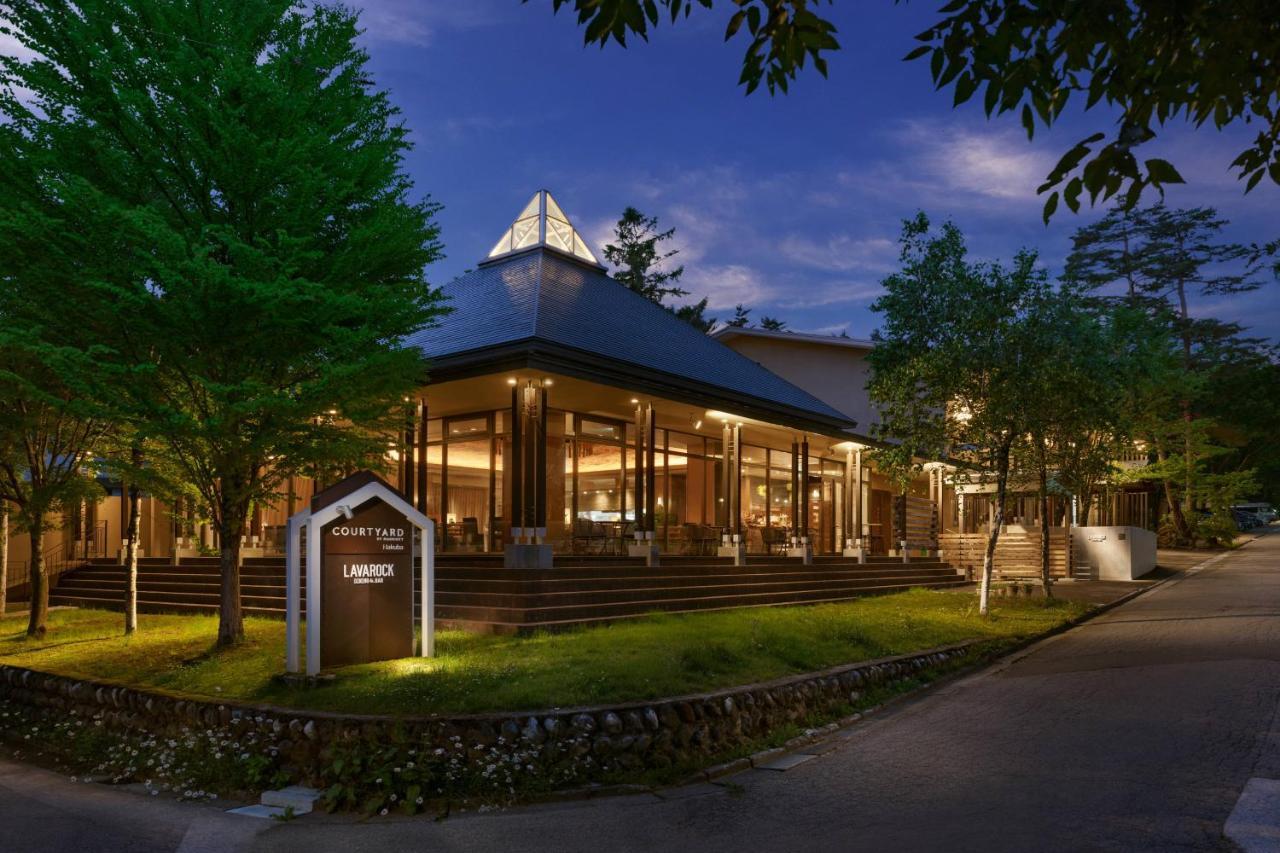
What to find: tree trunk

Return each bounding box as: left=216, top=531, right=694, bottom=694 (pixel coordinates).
left=124, top=486, right=141, bottom=635
left=25, top=514, right=47, bottom=638
left=979, top=441, right=1012, bottom=616
left=216, top=493, right=249, bottom=647
left=0, top=502, right=8, bottom=617
left=1038, top=462, right=1054, bottom=599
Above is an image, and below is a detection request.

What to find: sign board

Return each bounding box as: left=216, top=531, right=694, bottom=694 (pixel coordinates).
left=284, top=470, right=435, bottom=676
left=321, top=498, right=414, bottom=668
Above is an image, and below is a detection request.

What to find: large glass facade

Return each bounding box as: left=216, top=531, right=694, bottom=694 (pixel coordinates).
left=416, top=406, right=853, bottom=556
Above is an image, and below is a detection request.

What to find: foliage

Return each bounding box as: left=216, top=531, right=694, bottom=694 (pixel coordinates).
left=0, top=0, right=447, bottom=645
left=869, top=213, right=1055, bottom=611
left=604, top=206, right=688, bottom=303
left=759, top=316, right=787, bottom=331
left=535, top=0, right=838, bottom=94
left=0, top=701, right=289, bottom=799
left=908, top=2, right=1280, bottom=221
left=672, top=296, right=717, bottom=332
left=1062, top=204, right=1268, bottom=545
left=726, top=304, right=752, bottom=327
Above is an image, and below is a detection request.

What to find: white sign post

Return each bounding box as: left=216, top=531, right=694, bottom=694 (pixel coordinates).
left=285, top=477, right=435, bottom=676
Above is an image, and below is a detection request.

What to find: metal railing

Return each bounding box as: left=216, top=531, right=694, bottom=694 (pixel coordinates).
left=3, top=520, right=107, bottom=598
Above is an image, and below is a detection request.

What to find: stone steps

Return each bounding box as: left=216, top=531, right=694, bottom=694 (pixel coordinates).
left=54, top=555, right=969, bottom=631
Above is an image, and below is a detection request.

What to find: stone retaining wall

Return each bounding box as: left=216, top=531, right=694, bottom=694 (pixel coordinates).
left=0, top=641, right=978, bottom=794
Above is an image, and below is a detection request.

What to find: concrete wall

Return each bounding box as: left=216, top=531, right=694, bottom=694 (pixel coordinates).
left=1073, top=526, right=1157, bottom=581
left=714, top=332, right=879, bottom=430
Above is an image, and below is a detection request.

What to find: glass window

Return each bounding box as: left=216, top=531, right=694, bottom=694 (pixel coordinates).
left=426, top=418, right=442, bottom=442
left=444, top=439, right=490, bottom=552
left=448, top=416, right=488, bottom=437
left=667, top=432, right=701, bottom=456
left=576, top=441, right=623, bottom=522
left=580, top=419, right=621, bottom=441
left=741, top=445, right=767, bottom=465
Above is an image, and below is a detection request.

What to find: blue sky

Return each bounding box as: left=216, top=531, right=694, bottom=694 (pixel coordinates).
left=343, top=4, right=1269, bottom=342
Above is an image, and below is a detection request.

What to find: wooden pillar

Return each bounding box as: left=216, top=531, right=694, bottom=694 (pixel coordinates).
left=800, top=438, right=810, bottom=540
left=535, top=385, right=548, bottom=534
left=790, top=440, right=800, bottom=533
left=853, top=448, right=864, bottom=546
left=510, top=385, right=522, bottom=541
left=732, top=424, right=743, bottom=537
left=634, top=405, right=645, bottom=531
left=402, top=403, right=415, bottom=503
left=644, top=405, right=656, bottom=534
left=416, top=400, right=429, bottom=515
left=720, top=423, right=732, bottom=529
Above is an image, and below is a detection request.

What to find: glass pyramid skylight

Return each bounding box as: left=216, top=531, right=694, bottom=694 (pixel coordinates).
left=486, top=190, right=601, bottom=266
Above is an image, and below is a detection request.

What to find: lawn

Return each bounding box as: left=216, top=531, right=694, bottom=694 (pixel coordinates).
left=0, top=590, right=1090, bottom=716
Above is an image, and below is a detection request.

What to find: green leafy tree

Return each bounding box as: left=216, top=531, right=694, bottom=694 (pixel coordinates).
left=604, top=206, right=688, bottom=304
left=537, top=1, right=1280, bottom=219
left=536, top=0, right=838, bottom=94
left=869, top=213, right=1049, bottom=613
left=759, top=316, right=787, bottom=331
left=0, top=0, right=447, bottom=646
left=726, top=304, right=752, bottom=327
left=673, top=297, right=717, bottom=332
left=0, top=349, right=107, bottom=637
left=1064, top=205, right=1261, bottom=545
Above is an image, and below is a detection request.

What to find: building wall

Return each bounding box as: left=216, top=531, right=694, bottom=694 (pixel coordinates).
left=715, top=335, right=879, bottom=431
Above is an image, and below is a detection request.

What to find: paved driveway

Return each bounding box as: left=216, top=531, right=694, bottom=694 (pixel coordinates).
left=2, top=532, right=1276, bottom=852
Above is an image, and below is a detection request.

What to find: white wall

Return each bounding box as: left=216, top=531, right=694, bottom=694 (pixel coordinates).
left=1073, top=526, right=1157, bottom=580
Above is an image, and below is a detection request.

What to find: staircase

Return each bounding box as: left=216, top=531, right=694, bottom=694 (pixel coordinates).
left=51, top=554, right=969, bottom=632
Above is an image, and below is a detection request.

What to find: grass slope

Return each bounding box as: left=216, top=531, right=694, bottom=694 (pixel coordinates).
left=0, top=590, right=1088, bottom=716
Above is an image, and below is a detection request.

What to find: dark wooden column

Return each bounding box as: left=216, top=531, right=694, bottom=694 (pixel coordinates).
left=510, top=384, right=523, bottom=541
left=402, top=403, right=415, bottom=503
left=800, top=438, right=810, bottom=539
left=644, top=405, right=656, bottom=534
left=790, top=440, right=800, bottom=533
left=535, top=385, right=547, bottom=534
left=416, top=400, right=428, bottom=515
left=633, top=405, right=646, bottom=531
left=720, top=423, right=732, bottom=529
left=729, top=424, right=743, bottom=537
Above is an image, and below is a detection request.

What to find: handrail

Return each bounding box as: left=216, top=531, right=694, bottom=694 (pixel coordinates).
left=3, top=519, right=108, bottom=597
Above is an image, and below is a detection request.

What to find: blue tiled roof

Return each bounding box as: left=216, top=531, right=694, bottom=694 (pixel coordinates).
left=407, top=249, right=854, bottom=427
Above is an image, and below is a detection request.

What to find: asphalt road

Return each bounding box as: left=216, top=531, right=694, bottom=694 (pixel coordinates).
left=2, top=532, right=1277, bottom=852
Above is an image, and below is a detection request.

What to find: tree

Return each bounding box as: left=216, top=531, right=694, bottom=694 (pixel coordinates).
left=0, top=499, right=7, bottom=617
left=604, top=207, right=688, bottom=304
left=537, top=1, right=1280, bottom=218
left=1063, top=205, right=1262, bottom=545
left=0, top=350, right=106, bottom=637
left=537, top=0, right=838, bottom=95
left=759, top=316, right=787, bottom=331
left=1, top=0, right=447, bottom=646
left=726, top=304, right=752, bottom=327
left=1013, top=282, right=1130, bottom=593
left=869, top=213, right=1049, bottom=614
left=673, top=297, right=717, bottom=332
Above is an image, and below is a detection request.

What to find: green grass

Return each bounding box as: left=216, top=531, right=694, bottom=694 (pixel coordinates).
left=0, top=590, right=1089, bottom=716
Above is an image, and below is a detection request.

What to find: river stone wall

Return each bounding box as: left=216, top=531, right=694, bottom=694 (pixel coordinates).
left=0, top=641, right=977, bottom=789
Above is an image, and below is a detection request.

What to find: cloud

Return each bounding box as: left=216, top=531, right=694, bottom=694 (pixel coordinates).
left=777, top=234, right=897, bottom=274
left=834, top=118, right=1056, bottom=212
left=351, top=1, right=502, bottom=46
left=679, top=264, right=777, bottom=310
